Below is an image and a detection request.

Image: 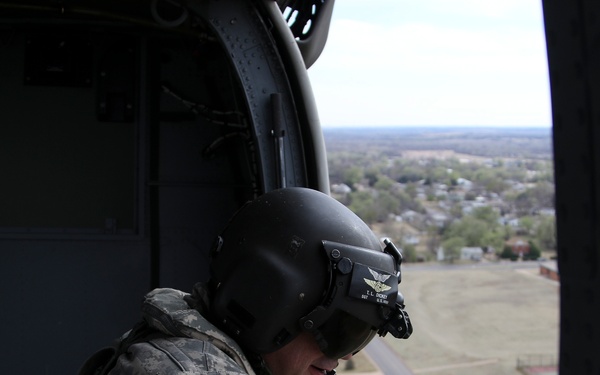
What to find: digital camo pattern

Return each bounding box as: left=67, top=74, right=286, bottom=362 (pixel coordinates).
left=108, top=286, right=258, bottom=375
left=108, top=336, right=250, bottom=374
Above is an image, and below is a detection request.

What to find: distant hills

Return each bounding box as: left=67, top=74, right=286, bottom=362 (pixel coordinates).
left=322, top=126, right=553, bottom=160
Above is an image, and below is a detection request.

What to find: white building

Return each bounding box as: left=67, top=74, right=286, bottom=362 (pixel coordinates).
left=461, top=247, right=483, bottom=261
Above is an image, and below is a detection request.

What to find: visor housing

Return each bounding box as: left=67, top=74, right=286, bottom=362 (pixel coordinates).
left=299, top=240, right=413, bottom=358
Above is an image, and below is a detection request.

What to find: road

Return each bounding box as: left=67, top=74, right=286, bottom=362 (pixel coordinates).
left=364, top=337, right=414, bottom=375
left=404, top=259, right=541, bottom=272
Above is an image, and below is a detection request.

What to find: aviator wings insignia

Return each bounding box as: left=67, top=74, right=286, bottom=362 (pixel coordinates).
left=364, top=267, right=393, bottom=293
left=369, top=267, right=391, bottom=283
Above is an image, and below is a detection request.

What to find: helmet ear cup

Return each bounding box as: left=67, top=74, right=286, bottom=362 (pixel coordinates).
left=212, top=248, right=327, bottom=352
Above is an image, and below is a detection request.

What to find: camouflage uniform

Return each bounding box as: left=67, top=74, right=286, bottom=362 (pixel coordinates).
left=81, top=284, right=260, bottom=375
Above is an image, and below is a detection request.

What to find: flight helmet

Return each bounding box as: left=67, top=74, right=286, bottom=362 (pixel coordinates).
left=210, top=187, right=412, bottom=358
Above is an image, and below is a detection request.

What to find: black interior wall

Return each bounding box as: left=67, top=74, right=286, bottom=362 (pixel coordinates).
left=0, top=33, right=136, bottom=231
left=0, top=22, right=257, bottom=374
left=543, top=1, right=600, bottom=373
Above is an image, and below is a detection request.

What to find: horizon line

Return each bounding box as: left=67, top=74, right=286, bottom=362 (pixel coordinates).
left=321, top=124, right=552, bottom=129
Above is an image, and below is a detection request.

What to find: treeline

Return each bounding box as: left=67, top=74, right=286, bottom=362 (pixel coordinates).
left=324, top=127, right=553, bottom=159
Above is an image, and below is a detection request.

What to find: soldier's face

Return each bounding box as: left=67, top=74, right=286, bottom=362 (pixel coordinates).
left=261, top=332, right=352, bottom=375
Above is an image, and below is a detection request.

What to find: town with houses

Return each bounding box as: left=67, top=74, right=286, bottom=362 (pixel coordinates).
left=324, top=127, right=557, bottom=277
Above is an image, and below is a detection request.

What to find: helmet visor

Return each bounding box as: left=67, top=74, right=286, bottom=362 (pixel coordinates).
left=314, top=309, right=377, bottom=359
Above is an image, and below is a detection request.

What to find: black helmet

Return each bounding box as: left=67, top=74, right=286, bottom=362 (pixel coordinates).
left=210, top=187, right=412, bottom=358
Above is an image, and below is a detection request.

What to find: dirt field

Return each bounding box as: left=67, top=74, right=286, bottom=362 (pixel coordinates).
left=382, top=262, right=559, bottom=375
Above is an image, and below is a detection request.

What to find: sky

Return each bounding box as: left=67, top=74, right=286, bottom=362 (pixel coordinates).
left=306, top=0, right=551, bottom=128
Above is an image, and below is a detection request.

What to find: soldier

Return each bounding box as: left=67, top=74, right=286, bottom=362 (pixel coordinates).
left=80, top=187, right=412, bottom=375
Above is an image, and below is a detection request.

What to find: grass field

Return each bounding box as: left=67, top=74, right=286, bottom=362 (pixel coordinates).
left=382, top=262, right=559, bottom=375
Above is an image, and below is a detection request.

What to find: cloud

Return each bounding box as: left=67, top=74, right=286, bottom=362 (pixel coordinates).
left=308, top=0, right=550, bottom=127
